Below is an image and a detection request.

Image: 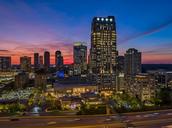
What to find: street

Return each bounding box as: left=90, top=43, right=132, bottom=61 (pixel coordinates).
left=0, top=109, right=172, bottom=128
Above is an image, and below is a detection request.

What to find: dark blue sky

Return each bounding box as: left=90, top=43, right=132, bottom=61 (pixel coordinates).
left=0, top=0, right=172, bottom=64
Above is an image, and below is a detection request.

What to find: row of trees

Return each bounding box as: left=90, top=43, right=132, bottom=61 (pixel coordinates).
left=1, top=90, right=62, bottom=114
left=110, top=87, right=172, bottom=113
left=77, top=104, right=106, bottom=115
left=27, top=92, right=61, bottom=112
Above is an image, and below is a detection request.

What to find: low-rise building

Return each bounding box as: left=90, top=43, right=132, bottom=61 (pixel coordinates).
left=148, top=71, right=172, bottom=88
left=126, top=73, right=156, bottom=102
left=53, top=83, right=97, bottom=97
left=60, top=96, right=82, bottom=110
left=81, top=92, right=104, bottom=106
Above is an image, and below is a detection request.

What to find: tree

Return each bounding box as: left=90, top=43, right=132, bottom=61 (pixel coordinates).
left=159, top=87, right=172, bottom=106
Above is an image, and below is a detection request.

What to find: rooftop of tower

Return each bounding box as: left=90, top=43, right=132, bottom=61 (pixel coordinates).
left=93, top=16, right=115, bottom=22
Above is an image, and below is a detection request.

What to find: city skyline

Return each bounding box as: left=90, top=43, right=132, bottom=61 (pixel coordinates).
left=0, top=0, right=172, bottom=64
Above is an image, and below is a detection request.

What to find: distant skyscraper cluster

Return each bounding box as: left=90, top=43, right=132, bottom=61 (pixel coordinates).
left=20, top=50, right=64, bottom=72
left=0, top=16, right=142, bottom=92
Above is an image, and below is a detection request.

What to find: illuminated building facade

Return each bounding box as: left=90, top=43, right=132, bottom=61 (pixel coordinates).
left=0, top=56, right=11, bottom=71
left=125, top=73, right=156, bottom=102
left=73, top=42, right=87, bottom=75
left=148, top=71, right=172, bottom=88
left=90, top=16, right=117, bottom=92
left=20, top=56, right=31, bottom=72
left=54, top=83, right=97, bottom=97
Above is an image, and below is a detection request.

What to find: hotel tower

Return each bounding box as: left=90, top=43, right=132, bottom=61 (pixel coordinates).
left=90, top=16, right=117, bottom=93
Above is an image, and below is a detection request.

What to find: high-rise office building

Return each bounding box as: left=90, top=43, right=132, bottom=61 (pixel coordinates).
left=44, top=51, right=50, bottom=69
left=55, top=50, right=63, bottom=69
left=34, top=53, right=39, bottom=69
left=90, top=16, right=117, bottom=92
left=116, top=56, right=125, bottom=91
left=0, top=56, right=11, bottom=71
left=117, top=56, right=124, bottom=73
left=73, top=42, right=87, bottom=75
left=20, top=56, right=31, bottom=72
left=39, top=55, right=43, bottom=68
left=124, top=48, right=141, bottom=75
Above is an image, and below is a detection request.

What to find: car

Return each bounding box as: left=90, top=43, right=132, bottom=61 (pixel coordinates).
left=67, top=118, right=81, bottom=122
left=105, top=118, right=112, bottom=121
left=73, top=118, right=81, bottom=121
left=127, top=123, right=135, bottom=128
left=167, top=113, right=172, bottom=115
left=110, top=116, right=117, bottom=119
left=143, top=114, right=153, bottom=118
left=10, top=116, right=20, bottom=121
left=153, top=112, right=159, bottom=115
left=136, top=115, right=141, bottom=118
left=124, top=119, right=131, bottom=123
left=47, top=121, right=57, bottom=125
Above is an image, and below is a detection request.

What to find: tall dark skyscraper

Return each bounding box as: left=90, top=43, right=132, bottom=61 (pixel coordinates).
left=124, top=48, right=141, bottom=75
left=34, top=53, right=39, bottom=69
left=73, top=42, right=87, bottom=75
left=39, top=55, right=43, bottom=67
left=90, top=16, right=117, bottom=92
left=117, top=56, right=125, bottom=73
left=0, top=56, right=11, bottom=71
left=44, top=51, right=50, bottom=69
left=55, top=50, right=63, bottom=69
left=116, top=56, right=125, bottom=92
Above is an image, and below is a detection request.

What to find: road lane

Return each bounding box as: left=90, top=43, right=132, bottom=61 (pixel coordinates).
left=0, top=109, right=172, bottom=128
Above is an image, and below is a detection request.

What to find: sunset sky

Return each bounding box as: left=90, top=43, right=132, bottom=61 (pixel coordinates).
left=0, top=0, right=172, bottom=64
